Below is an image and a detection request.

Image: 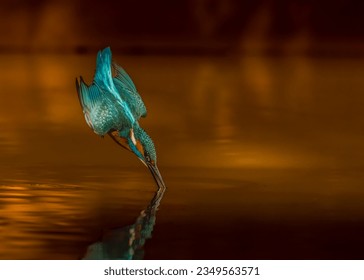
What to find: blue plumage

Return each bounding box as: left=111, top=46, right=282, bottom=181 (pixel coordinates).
left=76, top=47, right=165, bottom=189
left=113, top=62, right=147, bottom=120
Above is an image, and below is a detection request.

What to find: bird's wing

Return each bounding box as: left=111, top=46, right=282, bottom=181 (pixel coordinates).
left=112, top=63, right=147, bottom=120
left=76, top=77, right=135, bottom=136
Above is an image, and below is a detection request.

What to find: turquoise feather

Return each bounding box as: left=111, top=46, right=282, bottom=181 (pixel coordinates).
left=76, top=48, right=136, bottom=135
left=112, top=62, right=147, bottom=120
left=76, top=47, right=164, bottom=189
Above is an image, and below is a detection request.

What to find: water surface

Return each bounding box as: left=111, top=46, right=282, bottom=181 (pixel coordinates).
left=1, top=54, right=364, bottom=259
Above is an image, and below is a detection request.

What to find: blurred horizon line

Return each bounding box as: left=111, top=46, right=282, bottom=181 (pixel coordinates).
left=1, top=40, right=364, bottom=57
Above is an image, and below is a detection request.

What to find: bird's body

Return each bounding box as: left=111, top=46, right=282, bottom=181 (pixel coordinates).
left=76, top=47, right=165, bottom=188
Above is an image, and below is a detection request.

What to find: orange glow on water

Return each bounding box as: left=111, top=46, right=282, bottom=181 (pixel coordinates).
left=1, top=53, right=364, bottom=259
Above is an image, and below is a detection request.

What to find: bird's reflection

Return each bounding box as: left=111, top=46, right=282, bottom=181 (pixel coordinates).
left=83, top=187, right=165, bottom=260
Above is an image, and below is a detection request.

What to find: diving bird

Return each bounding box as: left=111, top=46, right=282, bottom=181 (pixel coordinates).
left=75, top=47, right=165, bottom=189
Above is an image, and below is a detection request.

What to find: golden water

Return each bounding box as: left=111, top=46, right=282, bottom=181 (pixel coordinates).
left=1, top=54, right=364, bottom=259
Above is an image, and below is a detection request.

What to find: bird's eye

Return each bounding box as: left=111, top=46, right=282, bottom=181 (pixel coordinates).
left=145, top=154, right=151, bottom=162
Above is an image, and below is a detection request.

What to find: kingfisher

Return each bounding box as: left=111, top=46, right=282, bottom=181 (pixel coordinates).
left=75, top=47, right=165, bottom=189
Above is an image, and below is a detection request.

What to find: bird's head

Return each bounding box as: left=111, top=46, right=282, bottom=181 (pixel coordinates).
left=112, top=126, right=165, bottom=189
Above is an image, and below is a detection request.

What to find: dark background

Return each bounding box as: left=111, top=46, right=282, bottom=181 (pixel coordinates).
left=1, top=0, right=364, bottom=260
left=1, top=0, right=364, bottom=55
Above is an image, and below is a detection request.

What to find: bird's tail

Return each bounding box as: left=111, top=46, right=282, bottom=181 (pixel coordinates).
left=93, top=47, right=114, bottom=91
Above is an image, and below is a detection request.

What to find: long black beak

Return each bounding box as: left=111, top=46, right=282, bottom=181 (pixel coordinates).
left=147, top=163, right=166, bottom=189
